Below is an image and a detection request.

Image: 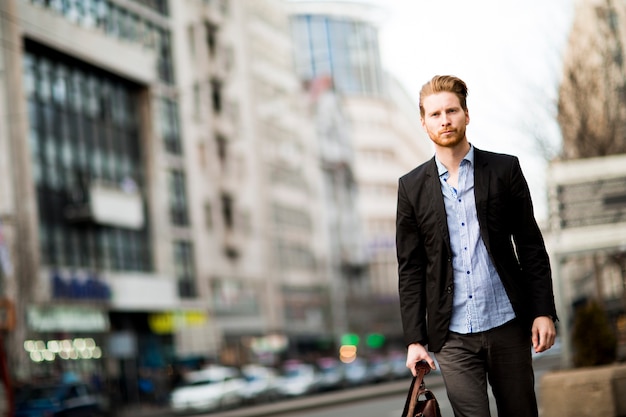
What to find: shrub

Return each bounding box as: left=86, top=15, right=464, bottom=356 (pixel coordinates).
left=571, top=300, right=617, bottom=367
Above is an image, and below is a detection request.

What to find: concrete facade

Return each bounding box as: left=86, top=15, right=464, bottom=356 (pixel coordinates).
left=287, top=0, right=432, bottom=339
left=545, top=153, right=626, bottom=366
left=0, top=0, right=333, bottom=398
left=0, top=1, right=432, bottom=410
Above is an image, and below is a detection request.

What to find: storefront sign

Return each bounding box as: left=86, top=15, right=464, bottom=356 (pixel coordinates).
left=51, top=271, right=111, bottom=301
left=27, top=306, right=109, bottom=332
left=148, top=311, right=208, bottom=334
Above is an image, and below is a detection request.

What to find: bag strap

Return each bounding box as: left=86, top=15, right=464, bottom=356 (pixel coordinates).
left=401, top=361, right=431, bottom=417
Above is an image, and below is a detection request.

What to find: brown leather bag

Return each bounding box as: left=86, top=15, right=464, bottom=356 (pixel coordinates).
left=401, top=361, right=443, bottom=417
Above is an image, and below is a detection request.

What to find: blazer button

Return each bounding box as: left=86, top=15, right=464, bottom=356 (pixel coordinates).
left=446, top=285, right=453, bottom=294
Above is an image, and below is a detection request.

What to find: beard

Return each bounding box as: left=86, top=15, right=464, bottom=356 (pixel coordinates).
left=425, top=125, right=467, bottom=148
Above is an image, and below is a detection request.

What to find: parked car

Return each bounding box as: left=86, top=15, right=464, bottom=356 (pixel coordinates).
left=169, top=365, right=246, bottom=413
left=275, top=361, right=319, bottom=397
left=343, top=357, right=371, bottom=386
left=368, top=355, right=392, bottom=383
left=240, top=364, right=280, bottom=404
left=315, top=357, right=345, bottom=391
left=15, top=381, right=106, bottom=417
left=388, top=350, right=411, bottom=380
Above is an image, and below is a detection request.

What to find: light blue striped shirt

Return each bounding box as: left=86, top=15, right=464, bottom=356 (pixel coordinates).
left=435, top=145, right=516, bottom=334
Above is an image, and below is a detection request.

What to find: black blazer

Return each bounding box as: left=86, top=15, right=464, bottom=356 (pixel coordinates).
left=396, top=148, right=557, bottom=352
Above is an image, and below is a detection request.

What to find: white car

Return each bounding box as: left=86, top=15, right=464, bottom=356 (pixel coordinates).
left=343, top=357, right=371, bottom=386
left=169, top=366, right=246, bottom=413
left=276, top=361, right=319, bottom=397
left=241, top=364, right=280, bottom=403
left=316, top=357, right=345, bottom=391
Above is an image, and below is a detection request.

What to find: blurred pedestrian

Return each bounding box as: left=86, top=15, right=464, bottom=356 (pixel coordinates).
left=396, top=75, right=558, bottom=417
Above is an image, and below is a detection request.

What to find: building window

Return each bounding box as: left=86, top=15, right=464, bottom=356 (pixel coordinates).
left=28, top=0, right=174, bottom=84
left=156, top=30, right=175, bottom=84
left=216, top=135, right=227, bottom=167
left=205, top=22, right=218, bottom=57
left=204, top=202, right=213, bottom=230
left=174, top=241, right=196, bottom=298
left=210, top=79, right=222, bottom=114
left=168, top=170, right=189, bottom=226
left=161, top=98, right=182, bottom=154
left=193, top=82, right=202, bottom=120
left=221, top=193, right=234, bottom=229
left=273, top=204, right=312, bottom=232
left=291, top=15, right=384, bottom=96
left=188, top=25, right=197, bottom=60
left=276, top=241, right=315, bottom=270
left=25, top=47, right=150, bottom=272
left=131, top=0, right=169, bottom=15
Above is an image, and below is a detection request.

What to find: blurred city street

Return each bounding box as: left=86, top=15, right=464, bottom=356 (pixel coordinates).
left=1, top=1, right=626, bottom=416
left=115, top=352, right=562, bottom=417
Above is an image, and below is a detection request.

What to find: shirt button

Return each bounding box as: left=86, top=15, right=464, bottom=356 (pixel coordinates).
left=466, top=271, right=470, bottom=275
left=461, top=222, right=465, bottom=226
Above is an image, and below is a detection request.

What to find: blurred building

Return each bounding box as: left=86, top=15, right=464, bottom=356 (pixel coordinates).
left=0, top=0, right=185, bottom=390
left=549, top=0, right=626, bottom=366
left=217, top=0, right=332, bottom=360
left=558, top=0, right=626, bottom=159
left=0, top=0, right=432, bottom=408
left=307, top=74, right=365, bottom=349
left=0, top=0, right=209, bottom=404
left=287, top=0, right=432, bottom=342
left=0, top=0, right=380, bottom=397
left=545, top=154, right=626, bottom=366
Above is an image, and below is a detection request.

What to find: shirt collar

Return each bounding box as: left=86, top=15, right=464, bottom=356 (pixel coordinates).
left=435, top=143, right=474, bottom=177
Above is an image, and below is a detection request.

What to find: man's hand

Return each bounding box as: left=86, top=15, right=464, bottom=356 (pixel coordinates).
left=532, top=316, right=556, bottom=354
left=406, top=342, right=436, bottom=376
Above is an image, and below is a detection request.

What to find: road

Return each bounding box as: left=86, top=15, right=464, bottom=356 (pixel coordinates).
left=274, top=377, right=457, bottom=417
left=123, top=352, right=562, bottom=417
left=273, top=353, right=560, bottom=417
left=258, top=372, right=488, bottom=417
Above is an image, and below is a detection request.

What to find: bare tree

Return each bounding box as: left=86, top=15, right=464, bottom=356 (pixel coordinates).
left=558, top=0, right=626, bottom=160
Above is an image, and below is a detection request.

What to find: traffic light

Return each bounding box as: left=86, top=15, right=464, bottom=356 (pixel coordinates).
left=365, top=333, right=386, bottom=349
left=340, top=333, right=360, bottom=346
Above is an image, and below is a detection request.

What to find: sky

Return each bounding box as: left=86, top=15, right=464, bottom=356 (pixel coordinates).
left=360, top=0, right=576, bottom=221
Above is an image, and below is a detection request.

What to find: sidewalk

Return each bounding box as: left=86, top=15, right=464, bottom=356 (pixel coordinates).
left=116, top=379, right=413, bottom=417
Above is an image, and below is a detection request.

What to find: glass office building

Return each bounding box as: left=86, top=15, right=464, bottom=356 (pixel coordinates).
left=291, top=14, right=384, bottom=96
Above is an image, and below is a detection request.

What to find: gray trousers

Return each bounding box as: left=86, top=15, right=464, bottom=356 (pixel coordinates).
left=435, top=319, right=538, bottom=417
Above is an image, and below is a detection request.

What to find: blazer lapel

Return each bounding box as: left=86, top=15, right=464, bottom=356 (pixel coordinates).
left=425, top=158, right=451, bottom=252
left=473, top=149, right=491, bottom=249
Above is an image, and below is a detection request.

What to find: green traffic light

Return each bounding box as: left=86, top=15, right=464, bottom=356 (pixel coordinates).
left=340, top=333, right=360, bottom=346
left=365, top=333, right=386, bottom=348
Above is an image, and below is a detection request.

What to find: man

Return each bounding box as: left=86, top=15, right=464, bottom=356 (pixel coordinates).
left=396, top=75, right=558, bottom=417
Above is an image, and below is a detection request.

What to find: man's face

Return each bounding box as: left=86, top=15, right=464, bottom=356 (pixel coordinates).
left=420, top=92, right=469, bottom=149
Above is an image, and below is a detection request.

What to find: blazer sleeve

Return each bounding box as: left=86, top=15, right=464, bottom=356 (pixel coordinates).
left=508, top=157, right=558, bottom=321
left=396, top=177, right=429, bottom=346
